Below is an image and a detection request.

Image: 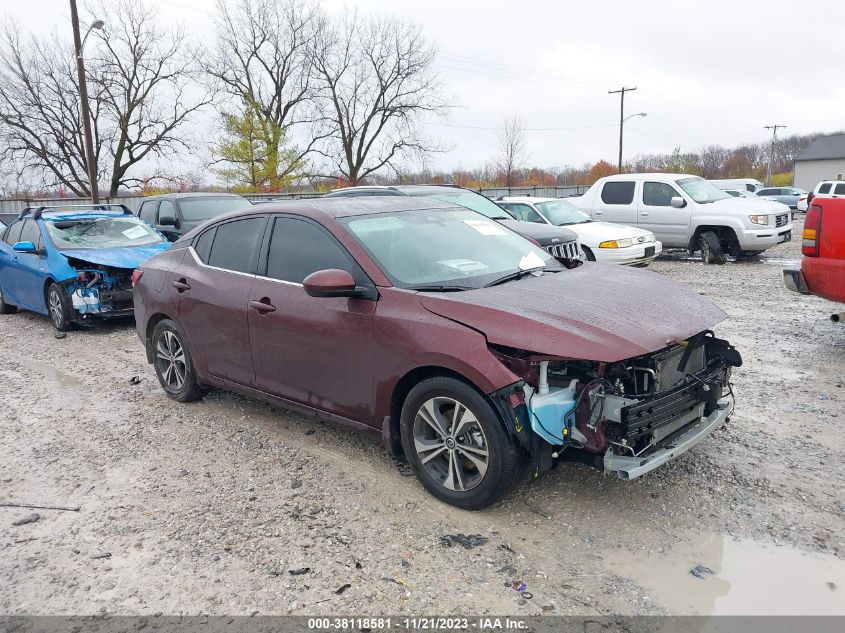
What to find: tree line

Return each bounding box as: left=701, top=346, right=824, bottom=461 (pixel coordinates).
left=0, top=0, right=448, bottom=196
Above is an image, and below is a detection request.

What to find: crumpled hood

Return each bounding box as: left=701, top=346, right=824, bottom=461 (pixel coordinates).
left=420, top=264, right=726, bottom=362
left=60, top=243, right=171, bottom=269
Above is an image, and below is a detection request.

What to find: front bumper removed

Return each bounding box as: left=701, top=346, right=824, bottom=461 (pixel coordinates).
left=603, top=397, right=733, bottom=480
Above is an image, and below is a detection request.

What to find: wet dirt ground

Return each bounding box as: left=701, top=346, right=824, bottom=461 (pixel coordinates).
left=1, top=216, right=843, bottom=616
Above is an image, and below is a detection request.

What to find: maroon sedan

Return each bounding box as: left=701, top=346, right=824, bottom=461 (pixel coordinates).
left=133, top=197, right=741, bottom=509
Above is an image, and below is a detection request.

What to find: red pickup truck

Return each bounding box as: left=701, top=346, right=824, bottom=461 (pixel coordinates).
left=784, top=197, right=845, bottom=318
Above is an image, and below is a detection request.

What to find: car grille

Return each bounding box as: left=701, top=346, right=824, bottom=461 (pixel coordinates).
left=545, top=240, right=579, bottom=259
left=775, top=213, right=789, bottom=227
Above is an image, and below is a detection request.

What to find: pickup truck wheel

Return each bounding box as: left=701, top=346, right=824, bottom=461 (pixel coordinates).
left=400, top=377, right=521, bottom=510
left=47, top=283, right=74, bottom=331
left=0, top=285, right=18, bottom=314
left=699, top=231, right=727, bottom=265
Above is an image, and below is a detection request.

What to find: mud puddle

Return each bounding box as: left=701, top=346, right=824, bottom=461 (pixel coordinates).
left=601, top=533, right=844, bottom=615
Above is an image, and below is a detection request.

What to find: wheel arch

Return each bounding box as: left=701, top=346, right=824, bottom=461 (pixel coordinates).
left=386, top=365, right=506, bottom=458
left=688, top=225, right=738, bottom=253
left=144, top=312, right=174, bottom=363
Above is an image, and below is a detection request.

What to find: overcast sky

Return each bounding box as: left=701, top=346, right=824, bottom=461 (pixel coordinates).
left=3, top=0, right=842, bottom=175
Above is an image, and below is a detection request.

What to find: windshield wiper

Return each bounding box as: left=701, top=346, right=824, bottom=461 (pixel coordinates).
left=484, top=268, right=545, bottom=288
left=408, top=284, right=474, bottom=292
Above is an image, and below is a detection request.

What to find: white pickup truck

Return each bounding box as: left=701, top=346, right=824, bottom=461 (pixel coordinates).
left=572, top=173, right=793, bottom=263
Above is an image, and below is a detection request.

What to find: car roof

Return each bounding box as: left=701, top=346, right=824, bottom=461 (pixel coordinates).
left=141, top=192, right=246, bottom=200
left=601, top=172, right=700, bottom=180
left=325, top=184, right=470, bottom=197
left=497, top=196, right=561, bottom=203
left=196, top=196, right=458, bottom=224
left=40, top=211, right=136, bottom=222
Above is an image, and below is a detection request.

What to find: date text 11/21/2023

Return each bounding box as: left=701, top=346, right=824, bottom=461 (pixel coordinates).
left=306, top=617, right=528, bottom=630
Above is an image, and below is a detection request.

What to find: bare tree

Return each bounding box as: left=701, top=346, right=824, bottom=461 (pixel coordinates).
left=309, top=11, right=450, bottom=185
left=88, top=0, right=211, bottom=195
left=204, top=0, right=326, bottom=184
left=0, top=19, right=93, bottom=195
left=496, top=113, right=526, bottom=187
left=0, top=2, right=208, bottom=197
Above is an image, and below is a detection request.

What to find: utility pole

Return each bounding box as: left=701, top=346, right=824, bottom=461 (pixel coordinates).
left=609, top=86, right=636, bottom=173
left=70, top=0, right=99, bottom=203
left=764, top=124, right=787, bottom=186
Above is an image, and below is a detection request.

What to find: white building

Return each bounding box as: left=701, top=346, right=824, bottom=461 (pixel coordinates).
left=793, top=133, right=845, bottom=190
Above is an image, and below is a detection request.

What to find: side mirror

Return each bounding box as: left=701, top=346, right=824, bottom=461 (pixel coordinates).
left=13, top=241, right=37, bottom=254
left=158, top=213, right=178, bottom=227
left=670, top=196, right=686, bottom=208
left=303, top=269, right=359, bottom=298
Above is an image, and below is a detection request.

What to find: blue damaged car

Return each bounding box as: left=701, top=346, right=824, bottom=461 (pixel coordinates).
left=0, top=205, right=171, bottom=331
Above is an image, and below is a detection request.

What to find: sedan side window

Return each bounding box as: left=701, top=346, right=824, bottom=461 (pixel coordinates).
left=507, top=204, right=544, bottom=223
left=18, top=220, right=41, bottom=246
left=600, top=181, right=635, bottom=205
left=206, top=217, right=266, bottom=274
left=193, top=227, right=216, bottom=264
left=642, top=182, right=678, bottom=206
left=265, top=217, right=361, bottom=284
left=3, top=221, right=23, bottom=245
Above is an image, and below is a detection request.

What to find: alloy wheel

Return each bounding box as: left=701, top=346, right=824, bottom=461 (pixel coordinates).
left=412, top=397, right=489, bottom=492
left=48, top=288, right=64, bottom=328
left=155, top=330, right=187, bottom=391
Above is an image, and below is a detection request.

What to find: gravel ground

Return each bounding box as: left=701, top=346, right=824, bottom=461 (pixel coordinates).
left=1, top=217, right=843, bottom=616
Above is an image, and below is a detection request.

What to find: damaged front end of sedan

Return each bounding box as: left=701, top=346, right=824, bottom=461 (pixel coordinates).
left=59, top=258, right=136, bottom=319
left=489, top=332, right=743, bottom=480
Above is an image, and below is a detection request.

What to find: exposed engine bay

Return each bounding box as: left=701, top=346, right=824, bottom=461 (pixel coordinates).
left=490, top=332, right=743, bottom=479
left=61, top=258, right=135, bottom=319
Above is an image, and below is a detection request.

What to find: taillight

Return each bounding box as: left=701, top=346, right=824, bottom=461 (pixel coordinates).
left=802, top=205, right=822, bottom=257
left=131, top=269, right=143, bottom=287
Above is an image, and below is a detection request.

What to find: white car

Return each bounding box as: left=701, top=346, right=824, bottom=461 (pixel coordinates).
left=496, top=196, right=662, bottom=266
left=572, top=173, right=793, bottom=263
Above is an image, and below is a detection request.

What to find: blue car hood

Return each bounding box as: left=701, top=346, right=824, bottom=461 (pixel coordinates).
left=60, top=243, right=171, bottom=269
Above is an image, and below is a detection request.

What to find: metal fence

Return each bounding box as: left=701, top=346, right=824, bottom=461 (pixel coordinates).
left=0, top=185, right=590, bottom=225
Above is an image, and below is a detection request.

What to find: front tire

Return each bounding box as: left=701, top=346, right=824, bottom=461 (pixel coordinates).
left=0, top=285, right=17, bottom=314
left=151, top=319, right=206, bottom=402
left=699, top=231, right=727, bottom=265
left=47, top=283, right=73, bottom=331
left=400, top=377, right=521, bottom=510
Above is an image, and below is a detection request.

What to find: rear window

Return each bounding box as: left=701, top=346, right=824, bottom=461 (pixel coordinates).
left=600, top=181, right=635, bottom=205
left=206, top=217, right=265, bottom=274
left=180, top=197, right=249, bottom=222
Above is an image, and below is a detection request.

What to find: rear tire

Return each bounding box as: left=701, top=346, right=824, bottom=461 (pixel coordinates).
left=151, top=319, right=206, bottom=402
left=699, top=231, right=727, bottom=265
left=400, top=376, right=521, bottom=510
left=47, top=283, right=73, bottom=331
left=0, top=285, right=17, bottom=314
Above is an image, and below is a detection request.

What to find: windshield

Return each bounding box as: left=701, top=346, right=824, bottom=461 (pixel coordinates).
left=45, top=216, right=166, bottom=249
left=179, top=197, right=249, bottom=222
left=677, top=177, right=731, bottom=204
left=341, top=208, right=558, bottom=289
left=535, top=200, right=592, bottom=225
left=409, top=190, right=512, bottom=220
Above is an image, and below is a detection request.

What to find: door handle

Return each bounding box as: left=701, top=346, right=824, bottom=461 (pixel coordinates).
left=249, top=298, right=276, bottom=313
left=171, top=278, right=191, bottom=292
left=640, top=211, right=649, bottom=216
left=594, top=210, right=603, bottom=215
